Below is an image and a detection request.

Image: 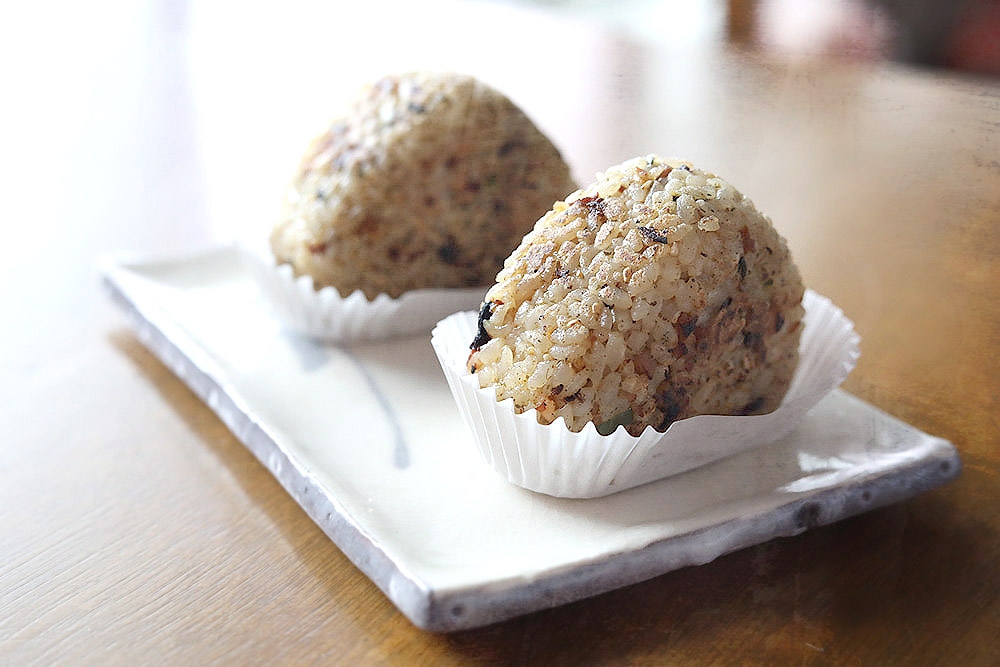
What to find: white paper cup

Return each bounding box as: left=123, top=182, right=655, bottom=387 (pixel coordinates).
left=431, top=289, right=860, bottom=498
left=244, top=245, right=486, bottom=343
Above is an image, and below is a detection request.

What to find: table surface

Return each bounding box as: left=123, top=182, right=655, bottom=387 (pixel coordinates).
left=3, top=1, right=999, bottom=663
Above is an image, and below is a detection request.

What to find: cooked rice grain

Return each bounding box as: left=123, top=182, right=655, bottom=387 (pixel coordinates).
left=467, top=156, right=805, bottom=436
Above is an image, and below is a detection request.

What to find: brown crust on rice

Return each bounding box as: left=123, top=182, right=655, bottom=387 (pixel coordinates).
left=270, top=72, right=577, bottom=299
left=467, top=156, right=805, bottom=436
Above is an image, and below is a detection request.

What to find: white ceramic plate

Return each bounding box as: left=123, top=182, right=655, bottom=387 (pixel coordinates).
left=100, top=246, right=960, bottom=632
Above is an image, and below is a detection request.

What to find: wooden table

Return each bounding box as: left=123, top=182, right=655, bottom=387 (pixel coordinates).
left=3, top=1, right=998, bottom=663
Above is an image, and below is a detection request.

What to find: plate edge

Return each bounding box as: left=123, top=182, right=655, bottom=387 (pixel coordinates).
left=99, top=254, right=441, bottom=630
left=419, top=438, right=959, bottom=631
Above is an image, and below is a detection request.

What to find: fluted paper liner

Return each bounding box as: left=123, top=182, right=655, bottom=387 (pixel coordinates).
left=431, top=289, right=860, bottom=498
left=244, top=245, right=486, bottom=343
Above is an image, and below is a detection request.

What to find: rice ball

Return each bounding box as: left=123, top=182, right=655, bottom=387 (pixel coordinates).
left=467, top=155, right=805, bottom=436
left=270, top=72, right=577, bottom=300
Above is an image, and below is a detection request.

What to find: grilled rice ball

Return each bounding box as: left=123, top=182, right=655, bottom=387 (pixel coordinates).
left=270, top=72, right=577, bottom=300
left=467, top=155, right=805, bottom=436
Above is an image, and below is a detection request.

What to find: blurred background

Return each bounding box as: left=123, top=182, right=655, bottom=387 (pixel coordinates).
left=513, top=0, right=1000, bottom=73
left=731, top=0, right=999, bottom=71
left=0, top=0, right=996, bottom=294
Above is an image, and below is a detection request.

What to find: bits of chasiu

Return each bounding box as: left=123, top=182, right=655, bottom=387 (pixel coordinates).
left=466, top=155, right=805, bottom=436
left=270, top=72, right=577, bottom=300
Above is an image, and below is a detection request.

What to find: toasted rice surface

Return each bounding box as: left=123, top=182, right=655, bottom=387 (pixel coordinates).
left=467, top=155, right=805, bottom=436
left=270, top=72, right=576, bottom=299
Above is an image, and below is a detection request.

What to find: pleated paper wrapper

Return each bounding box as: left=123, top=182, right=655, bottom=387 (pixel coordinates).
left=431, top=289, right=860, bottom=498
left=244, top=245, right=486, bottom=344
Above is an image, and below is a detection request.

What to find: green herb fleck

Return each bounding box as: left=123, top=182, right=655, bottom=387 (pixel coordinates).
left=596, top=409, right=634, bottom=436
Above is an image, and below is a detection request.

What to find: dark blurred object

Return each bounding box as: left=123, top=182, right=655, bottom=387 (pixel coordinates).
left=874, top=0, right=1000, bottom=75
left=934, top=0, right=1000, bottom=74
left=728, top=0, right=1000, bottom=75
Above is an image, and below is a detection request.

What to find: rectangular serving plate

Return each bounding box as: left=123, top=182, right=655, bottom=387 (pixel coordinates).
left=100, top=246, right=960, bottom=632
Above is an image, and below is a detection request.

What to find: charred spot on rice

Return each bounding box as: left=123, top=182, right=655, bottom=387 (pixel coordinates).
left=638, top=226, right=671, bottom=244
left=470, top=300, right=496, bottom=351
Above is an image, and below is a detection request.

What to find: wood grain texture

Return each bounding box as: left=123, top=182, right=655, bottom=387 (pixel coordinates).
left=1, top=1, right=998, bottom=664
